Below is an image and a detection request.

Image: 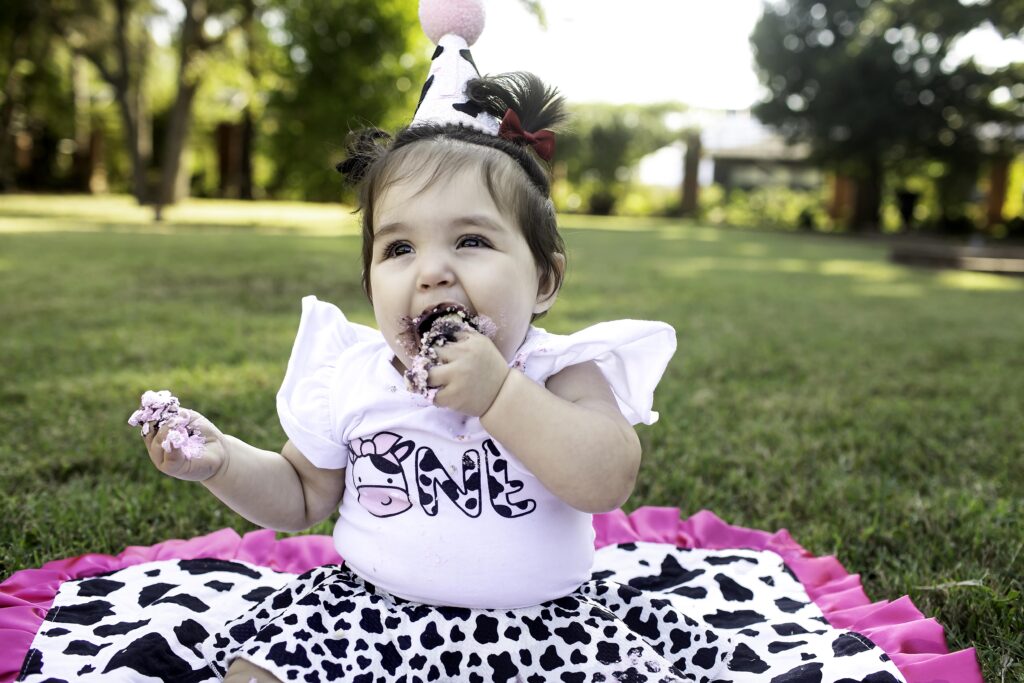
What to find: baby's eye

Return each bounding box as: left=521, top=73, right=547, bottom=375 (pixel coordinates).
left=382, top=241, right=412, bottom=258
left=457, top=235, right=489, bottom=249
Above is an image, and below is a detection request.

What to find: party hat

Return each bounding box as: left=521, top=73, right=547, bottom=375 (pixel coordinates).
left=412, top=0, right=500, bottom=135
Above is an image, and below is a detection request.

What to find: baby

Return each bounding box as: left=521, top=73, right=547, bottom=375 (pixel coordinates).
left=139, top=4, right=677, bottom=681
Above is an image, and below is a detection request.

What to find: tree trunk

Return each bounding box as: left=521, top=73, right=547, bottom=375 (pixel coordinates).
left=217, top=122, right=238, bottom=197
left=0, top=17, right=45, bottom=192
left=156, top=81, right=199, bottom=206
left=987, top=156, right=1010, bottom=228
left=240, top=110, right=254, bottom=200
left=91, top=0, right=152, bottom=204
left=849, top=159, right=882, bottom=232
left=88, top=129, right=108, bottom=193
left=829, top=174, right=855, bottom=224
left=113, top=88, right=150, bottom=204
left=680, top=131, right=702, bottom=217
left=0, top=34, right=24, bottom=191
left=155, top=0, right=215, bottom=212
left=240, top=0, right=256, bottom=200
left=70, top=54, right=92, bottom=191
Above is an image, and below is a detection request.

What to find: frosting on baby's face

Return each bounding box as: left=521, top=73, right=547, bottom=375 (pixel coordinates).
left=368, top=166, right=555, bottom=376
left=399, top=303, right=498, bottom=397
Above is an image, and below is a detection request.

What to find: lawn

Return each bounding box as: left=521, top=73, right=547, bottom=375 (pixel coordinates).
left=1, top=194, right=1021, bottom=681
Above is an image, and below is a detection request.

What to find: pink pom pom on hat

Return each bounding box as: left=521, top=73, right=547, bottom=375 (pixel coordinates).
left=418, top=0, right=486, bottom=46
left=412, top=0, right=499, bottom=135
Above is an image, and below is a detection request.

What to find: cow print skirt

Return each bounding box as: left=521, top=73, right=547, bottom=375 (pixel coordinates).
left=19, top=542, right=906, bottom=683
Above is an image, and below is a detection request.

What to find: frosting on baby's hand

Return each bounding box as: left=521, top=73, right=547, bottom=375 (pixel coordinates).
left=128, top=390, right=205, bottom=460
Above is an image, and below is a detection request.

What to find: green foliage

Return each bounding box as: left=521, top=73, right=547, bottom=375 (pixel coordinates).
left=1, top=195, right=1023, bottom=682
left=615, top=185, right=680, bottom=218
left=752, top=0, right=1021, bottom=163
left=0, top=2, right=76, bottom=189
left=260, top=0, right=427, bottom=201
left=6, top=0, right=427, bottom=202
left=699, top=184, right=835, bottom=232
left=516, top=0, right=547, bottom=28
left=750, top=0, right=1023, bottom=229
left=557, top=103, right=682, bottom=215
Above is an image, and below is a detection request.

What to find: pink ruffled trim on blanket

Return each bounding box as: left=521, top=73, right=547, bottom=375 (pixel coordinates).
left=0, top=508, right=982, bottom=683
left=593, top=507, right=983, bottom=683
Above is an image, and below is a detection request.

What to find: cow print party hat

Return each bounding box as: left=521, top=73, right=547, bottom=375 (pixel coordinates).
left=412, top=0, right=500, bottom=135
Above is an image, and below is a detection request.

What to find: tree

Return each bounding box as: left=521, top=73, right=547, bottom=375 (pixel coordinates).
left=154, top=0, right=253, bottom=213
left=1, top=2, right=66, bottom=190
left=258, top=0, right=426, bottom=202
left=558, top=103, right=680, bottom=215
left=10, top=0, right=536, bottom=203
left=50, top=0, right=158, bottom=203
left=751, top=0, right=1023, bottom=231
left=52, top=0, right=254, bottom=213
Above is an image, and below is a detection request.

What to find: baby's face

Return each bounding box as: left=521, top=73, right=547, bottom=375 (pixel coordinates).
left=369, top=167, right=551, bottom=371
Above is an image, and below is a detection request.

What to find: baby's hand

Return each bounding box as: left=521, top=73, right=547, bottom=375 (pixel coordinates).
left=143, top=409, right=227, bottom=482
left=429, top=328, right=510, bottom=416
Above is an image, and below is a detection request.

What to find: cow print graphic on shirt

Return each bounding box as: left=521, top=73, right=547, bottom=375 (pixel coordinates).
left=350, top=431, right=537, bottom=519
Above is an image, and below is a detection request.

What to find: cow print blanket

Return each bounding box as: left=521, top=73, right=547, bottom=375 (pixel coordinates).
left=17, top=542, right=905, bottom=682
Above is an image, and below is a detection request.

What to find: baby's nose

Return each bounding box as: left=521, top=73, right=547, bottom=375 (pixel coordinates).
left=416, top=254, right=456, bottom=290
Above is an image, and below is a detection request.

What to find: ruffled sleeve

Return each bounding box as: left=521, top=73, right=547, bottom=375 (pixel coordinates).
left=518, top=320, right=677, bottom=426
left=276, top=296, right=381, bottom=468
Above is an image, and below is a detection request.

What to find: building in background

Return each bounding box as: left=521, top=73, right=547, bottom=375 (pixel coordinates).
left=640, top=109, right=820, bottom=192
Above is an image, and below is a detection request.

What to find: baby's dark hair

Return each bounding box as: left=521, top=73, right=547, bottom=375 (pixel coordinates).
left=338, top=72, right=568, bottom=318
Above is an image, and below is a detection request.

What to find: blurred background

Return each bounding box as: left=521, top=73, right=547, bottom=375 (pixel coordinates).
left=1, top=0, right=1022, bottom=235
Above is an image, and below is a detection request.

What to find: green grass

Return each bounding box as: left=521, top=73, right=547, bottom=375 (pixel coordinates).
left=1, top=194, right=1022, bottom=681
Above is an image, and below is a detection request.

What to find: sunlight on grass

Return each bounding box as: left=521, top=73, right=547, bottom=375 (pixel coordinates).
left=656, top=255, right=844, bottom=278
left=0, top=194, right=359, bottom=236
left=0, top=217, right=102, bottom=233
left=656, top=226, right=722, bottom=242
left=41, top=360, right=288, bottom=404
left=734, top=242, right=770, bottom=256
left=776, top=258, right=811, bottom=273
left=656, top=256, right=809, bottom=278
left=166, top=199, right=358, bottom=233
left=818, top=259, right=903, bottom=282
left=0, top=194, right=152, bottom=221
left=0, top=216, right=238, bottom=235
left=853, top=283, right=926, bottom=298
left=935, top=270, right=1024, bottom=292
left=558, top=215, right=675, bottom=232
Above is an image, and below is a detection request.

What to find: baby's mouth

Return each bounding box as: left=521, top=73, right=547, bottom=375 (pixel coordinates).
left=397, top=303, right=477, bottom=355
left=413, top=303, right=474, bottom=339
left=397, top=304, right=498, bottom=398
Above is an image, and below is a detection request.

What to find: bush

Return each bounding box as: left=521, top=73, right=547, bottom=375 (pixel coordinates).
left=699, top=184, right=835, bottom=232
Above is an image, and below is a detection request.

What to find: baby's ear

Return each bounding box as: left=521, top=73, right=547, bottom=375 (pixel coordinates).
left=533, top=253, right=566, bottom=315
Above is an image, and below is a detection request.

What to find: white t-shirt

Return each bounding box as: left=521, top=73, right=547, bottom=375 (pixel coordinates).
left=277, top=296, right=677, bottom=609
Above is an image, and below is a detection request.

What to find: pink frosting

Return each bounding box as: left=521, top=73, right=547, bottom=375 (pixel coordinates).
left=0, top=507, right=983, bottom=683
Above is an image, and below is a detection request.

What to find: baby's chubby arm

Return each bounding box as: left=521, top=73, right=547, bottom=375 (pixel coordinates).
left=430, top=330, right=641, bottom=513
left=144, top=414, right=345, bottom=532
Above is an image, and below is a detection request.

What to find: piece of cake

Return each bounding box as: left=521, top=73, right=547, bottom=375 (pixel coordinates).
left=400, top=304, right=496, bottom=399
left=128, top=390, right=206, bottom=460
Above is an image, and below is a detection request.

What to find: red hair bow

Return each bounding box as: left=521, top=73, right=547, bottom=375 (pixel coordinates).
left=498, top=109, right=556, bottom=162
